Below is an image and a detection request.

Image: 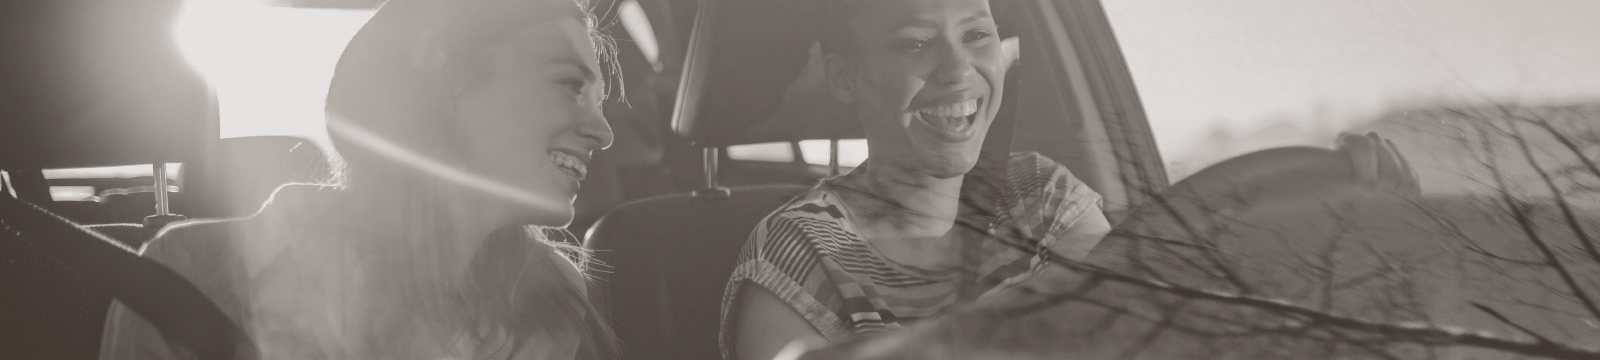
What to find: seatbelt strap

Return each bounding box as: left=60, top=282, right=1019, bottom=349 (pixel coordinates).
left=5, top=169, right=53, bottom=203
left=0, top=194, right=258, bottom=359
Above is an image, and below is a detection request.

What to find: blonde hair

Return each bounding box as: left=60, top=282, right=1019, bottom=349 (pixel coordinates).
left=233, top=0, right=623, bottom=357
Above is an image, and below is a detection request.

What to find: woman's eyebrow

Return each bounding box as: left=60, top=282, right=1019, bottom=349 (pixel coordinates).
left=958, top=10, right=992, bottom=25
left=890, top=10, right=993, bottom=32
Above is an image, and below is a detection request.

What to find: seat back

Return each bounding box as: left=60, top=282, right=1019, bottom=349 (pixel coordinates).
left=0, top=225, right=130, bottom=359
left=0, top=137, right=316, bottom=360
left=584, top=184, right=809, bottom=360
left=0, top=196, right=254, bottom=359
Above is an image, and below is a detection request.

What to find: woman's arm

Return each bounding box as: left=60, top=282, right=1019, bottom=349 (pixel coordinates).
left=732, top=282, right=823, bottom=360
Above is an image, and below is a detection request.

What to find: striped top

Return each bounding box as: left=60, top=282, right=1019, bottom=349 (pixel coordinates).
left=719, top=152, right=1105, bottom=357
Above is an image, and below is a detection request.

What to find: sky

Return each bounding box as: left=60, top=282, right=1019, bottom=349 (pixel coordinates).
left=173, top=0, right=1600, bottom=168
left=1100, top=0, right=1600, bottom=157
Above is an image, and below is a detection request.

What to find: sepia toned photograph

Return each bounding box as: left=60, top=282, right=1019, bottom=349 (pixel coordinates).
left=2, top=0, right=1597, bottom=359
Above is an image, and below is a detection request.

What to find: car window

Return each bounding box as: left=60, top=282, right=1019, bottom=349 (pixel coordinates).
left=727, top=139, right=868, bottom=169
left=174, top=1, right=373, bottom=143
left=40, top=164, right=183, bottom=202
left=1103, top=1, right=1600, bottom=192
left=175, top=0, right=669, bottom=150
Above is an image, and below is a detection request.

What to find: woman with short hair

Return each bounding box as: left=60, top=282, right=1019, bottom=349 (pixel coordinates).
left=720, top=1, right=1112, bottom=359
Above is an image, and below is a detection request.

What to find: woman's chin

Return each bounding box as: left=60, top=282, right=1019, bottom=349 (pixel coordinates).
left=920, top=156, right=982, bottom=179
left=524, top=209, right=575, bottom=228
left=484, top=201, right=574, bottom=229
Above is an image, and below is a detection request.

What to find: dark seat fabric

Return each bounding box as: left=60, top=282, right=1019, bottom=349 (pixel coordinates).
left=0, top=214, right=158, bottom=360
left=1, top=199, right=253, bottom=360
left=584, top=184, right=810, bottom=360
left=0, top=227, right=114, bottom=360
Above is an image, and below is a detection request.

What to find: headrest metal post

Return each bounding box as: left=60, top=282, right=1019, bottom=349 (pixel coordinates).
left=693, top=147, right=731, bottom=199
left=829, top=139, right=840, bottom=177
left=144, top=163, right=185, bottom=228
left=152, top=163, right=170, bottom=217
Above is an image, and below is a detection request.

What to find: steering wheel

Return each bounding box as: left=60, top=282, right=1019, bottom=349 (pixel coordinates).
left=1118, top=146, right=1365, bottom=234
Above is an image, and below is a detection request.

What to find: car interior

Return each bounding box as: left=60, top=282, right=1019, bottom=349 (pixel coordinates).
left=0, top=0, right=1170, bottom=359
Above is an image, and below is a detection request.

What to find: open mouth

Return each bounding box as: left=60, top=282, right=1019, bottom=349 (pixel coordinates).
left=914, top=98, right=980, bottom=137
left=548, top=151, right=588, bottom=180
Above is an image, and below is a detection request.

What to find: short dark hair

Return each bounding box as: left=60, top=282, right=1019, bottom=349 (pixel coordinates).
left=815, top=0, right=1017, bottom=58
left=815, top=0, right=859, bottom=57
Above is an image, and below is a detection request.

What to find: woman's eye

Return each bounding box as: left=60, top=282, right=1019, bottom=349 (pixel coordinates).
left=897, top=39, right=933, bottom=52
left=964, top=30, right=993, bottom=43
left=557, top=78, right=585, bottom=94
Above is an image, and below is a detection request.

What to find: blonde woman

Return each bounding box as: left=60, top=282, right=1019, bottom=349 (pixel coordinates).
left=99, top=0, right=622, bottom=358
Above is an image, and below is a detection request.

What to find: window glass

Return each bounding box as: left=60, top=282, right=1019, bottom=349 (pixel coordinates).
left=726, top=142, right=794, bottom=163
left=1103, top=1, right=1600, bottom=189
left=727, top=140, right=869, bottom=169
left=797, top=140, right=868, bottom=168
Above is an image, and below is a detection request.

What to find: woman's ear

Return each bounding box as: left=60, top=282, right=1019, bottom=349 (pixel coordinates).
left=822, top=54, right=856, bottom=105
left=409, top=29, right=449, bottom=73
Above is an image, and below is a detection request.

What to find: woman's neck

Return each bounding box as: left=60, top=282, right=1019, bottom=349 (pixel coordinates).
left=835, top=157, right=965, bottom=239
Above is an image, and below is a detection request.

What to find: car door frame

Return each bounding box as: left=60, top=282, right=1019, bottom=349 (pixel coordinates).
left=1016, top=0, right=1169, bottom=224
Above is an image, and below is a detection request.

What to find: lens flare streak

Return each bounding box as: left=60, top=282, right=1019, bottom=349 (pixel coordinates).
left=326, top=116, right=569, bottom=214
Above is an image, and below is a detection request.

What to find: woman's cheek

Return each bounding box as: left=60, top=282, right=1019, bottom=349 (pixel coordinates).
left=974, top=47, right=1006, bottom=77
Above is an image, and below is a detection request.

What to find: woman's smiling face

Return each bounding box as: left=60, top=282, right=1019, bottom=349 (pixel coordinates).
left=826, top=0, right=1006, bottom=179
left=453, top=9, right=614, bottom=227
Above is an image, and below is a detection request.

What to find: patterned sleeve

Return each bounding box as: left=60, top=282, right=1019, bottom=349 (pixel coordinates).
left=719, top=210, right=849, bottom=359
left=1037, top=158, right=1109, bottom=262
left=981, top=153, right=1110, bottom=300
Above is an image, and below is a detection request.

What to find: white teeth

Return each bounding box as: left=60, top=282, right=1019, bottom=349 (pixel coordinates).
left=917, top=99, right=979, bottom=118
left=548, top=151, right=587, bottom=179
left=915, top=99, right=979, bottom=133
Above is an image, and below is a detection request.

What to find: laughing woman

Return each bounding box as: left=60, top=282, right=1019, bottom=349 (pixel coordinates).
left=98, top=0, right=621, bottom=358
left=719, top=0, right=1113, bottom=359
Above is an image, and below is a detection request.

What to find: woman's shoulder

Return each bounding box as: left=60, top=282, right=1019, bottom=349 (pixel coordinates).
left=745, top=186, right=852, bottom=248
left=762, top=186, right=849, bottom=227
left=141, top=183, right=340, bottom=290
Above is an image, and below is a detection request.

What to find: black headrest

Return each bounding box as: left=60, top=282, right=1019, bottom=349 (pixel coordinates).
left=0, top=0, right=213, bottom=169
left=584, top=184, right=811, bottom=360
left=671, top=0, right=834, bottom=147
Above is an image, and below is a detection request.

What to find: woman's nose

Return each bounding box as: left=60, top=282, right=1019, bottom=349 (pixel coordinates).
left=929, top=44, right=975, bottom=86
left=575, top=104, right=614, bottom=150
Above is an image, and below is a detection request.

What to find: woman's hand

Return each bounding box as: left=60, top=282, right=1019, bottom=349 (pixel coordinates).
left=1337, top=132, right=1421, bottom=196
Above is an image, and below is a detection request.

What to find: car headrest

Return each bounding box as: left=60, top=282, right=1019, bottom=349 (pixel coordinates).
left=0, top=0, right=213, bottom=169
left=671, top=0, right=830, bottom=147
